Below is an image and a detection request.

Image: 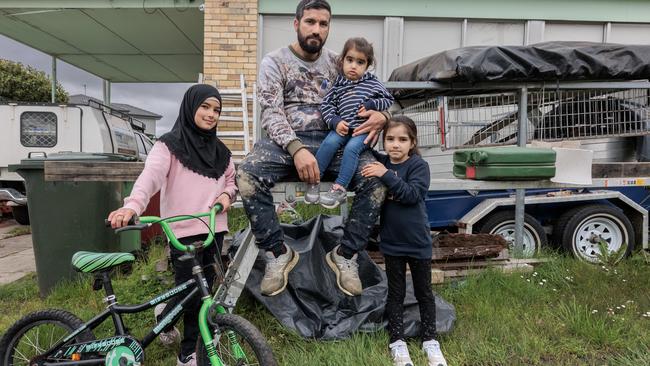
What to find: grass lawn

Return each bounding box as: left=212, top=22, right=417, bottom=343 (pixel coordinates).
left=1, top=207, right=649, bottom=365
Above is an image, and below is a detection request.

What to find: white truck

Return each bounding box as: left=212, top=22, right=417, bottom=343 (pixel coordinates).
left=0, top=99, right=153, bottom=224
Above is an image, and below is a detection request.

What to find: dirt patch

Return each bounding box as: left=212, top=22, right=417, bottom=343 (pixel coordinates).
left=435, top=232, right=507, bottom=248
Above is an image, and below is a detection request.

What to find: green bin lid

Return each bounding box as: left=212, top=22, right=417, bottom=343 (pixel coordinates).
left=9, top=152, right=136, bottom=171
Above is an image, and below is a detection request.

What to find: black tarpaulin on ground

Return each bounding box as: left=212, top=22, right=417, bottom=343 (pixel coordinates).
left=233, top=215, right=456, bottom=340
left=389, top=41, right=650, bottom=97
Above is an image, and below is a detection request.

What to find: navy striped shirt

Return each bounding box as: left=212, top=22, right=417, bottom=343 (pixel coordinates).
left=319, top=73, right=394, bottom=130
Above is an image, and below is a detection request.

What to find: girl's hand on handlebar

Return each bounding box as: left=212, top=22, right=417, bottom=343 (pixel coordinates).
left=212, top=193, right=232, bottom=212
left=108, top=208, right=137, bottom=228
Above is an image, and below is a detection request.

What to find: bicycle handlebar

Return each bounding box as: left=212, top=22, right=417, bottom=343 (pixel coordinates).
left=107, top=204, right=223, bottom=252
left=104, top=217, right=138, bottom=227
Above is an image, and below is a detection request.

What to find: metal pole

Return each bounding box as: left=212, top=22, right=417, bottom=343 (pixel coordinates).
left=103, top=80, right=111, bottom=106
left=51, top=56, right=57, bottom=103
left=514, top=86, right=528, bottom=255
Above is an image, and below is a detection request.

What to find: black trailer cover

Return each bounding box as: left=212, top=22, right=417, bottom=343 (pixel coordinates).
left=388, top=41, right=650, bottom=84
left=234, top=214, right=456, bottom=340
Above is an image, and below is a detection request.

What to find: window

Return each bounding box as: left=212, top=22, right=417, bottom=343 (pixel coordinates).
left=20, top=112, right=57, bottom=147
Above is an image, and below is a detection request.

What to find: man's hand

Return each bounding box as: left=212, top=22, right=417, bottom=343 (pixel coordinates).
left=293, top=148, right=320, bottom=184
left=361, top=162, right=388, bottom=178
left=336, top=121, right=349, bottom=136
left=353, top=107, right=388, bottom=145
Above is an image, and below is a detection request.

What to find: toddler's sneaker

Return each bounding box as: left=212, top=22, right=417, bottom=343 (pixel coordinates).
left=389, top=340, right=414, bottom=366
left=319, top=185, right=347, bottom=209
left=305, top=183, right=320, bottom=204
left=154, top=303, right=180, bottom=346
left=423, top=339, right=448, bottom=366
left=177, top=352, right=197, bottom=366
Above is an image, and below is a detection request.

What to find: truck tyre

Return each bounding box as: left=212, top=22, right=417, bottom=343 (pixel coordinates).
left=476, top=210, right=546, bottom=257
left=558, top=204, right=634, bottom=264
left=11, top=205, right=29, bottom=225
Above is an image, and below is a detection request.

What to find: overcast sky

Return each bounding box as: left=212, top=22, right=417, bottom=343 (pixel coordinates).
left=0, top=34, right=191, bottom=136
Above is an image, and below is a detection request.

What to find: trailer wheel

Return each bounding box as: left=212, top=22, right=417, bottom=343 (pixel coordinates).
left=11, top=205, right=30, bottom=225
left=558, top=204, right=633, bottom=264
left=476, top=211, right=546, bottom=257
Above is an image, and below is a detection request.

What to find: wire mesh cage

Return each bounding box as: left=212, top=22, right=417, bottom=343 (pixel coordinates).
left=391, top=98, right=441, bottom=148
left=392, top=87, right=650, bottom=150
left=531, top=88, right=650, bottom=142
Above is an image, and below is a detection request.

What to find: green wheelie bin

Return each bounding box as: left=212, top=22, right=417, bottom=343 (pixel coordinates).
left=9, top=152, right=140, bottom=296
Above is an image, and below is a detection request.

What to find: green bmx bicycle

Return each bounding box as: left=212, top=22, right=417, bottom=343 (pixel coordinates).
left=0, top=205, right=277, bottom=366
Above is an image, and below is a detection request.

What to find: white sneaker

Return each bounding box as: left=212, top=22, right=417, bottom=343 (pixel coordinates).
left=177, top=352, right=197, bottom=366
left=389, top=340, right=414, bottom=366
left=325, top=245, right=362, bottom=296
left=423, top=339, right=448, bottom=366
left=154, top=303, right=180, bottom=346
left=260, top=244, right=299, bottom=296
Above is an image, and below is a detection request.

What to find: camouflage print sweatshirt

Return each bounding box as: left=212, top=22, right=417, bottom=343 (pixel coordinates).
left=257, top=46, right=338, bottom=151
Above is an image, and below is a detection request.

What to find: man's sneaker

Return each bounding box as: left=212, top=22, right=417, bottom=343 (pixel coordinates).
left=154, top=303, right=180, bottom=346
left=305, top=184, right=320, bottom=204
left=260, top=244, right=299, bottom=296
left=389, top=340, right=414, bottom=366
left=319, top=186, right=347, bottom=209
left=423, top=339, right=448, bottom=366
left=177, top=352, right=197, bottom=366
left=325, top=245, right=362, bottom=296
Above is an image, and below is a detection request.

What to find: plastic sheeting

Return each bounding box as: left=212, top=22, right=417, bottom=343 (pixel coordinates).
left=232, top=215, right=456, bottom=340
left=389, top=42, right=650, bottom=85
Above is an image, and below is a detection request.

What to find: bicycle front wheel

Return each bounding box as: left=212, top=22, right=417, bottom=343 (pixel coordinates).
left=0, top=309, right=95, bottom=365
left=196, top=313, right=277, bottom=366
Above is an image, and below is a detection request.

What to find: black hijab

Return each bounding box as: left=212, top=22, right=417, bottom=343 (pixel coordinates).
left=159, top=84, right=231, bottom=180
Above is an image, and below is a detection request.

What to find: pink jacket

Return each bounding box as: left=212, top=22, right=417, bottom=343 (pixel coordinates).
left=124, top=141, right=237, bottom=239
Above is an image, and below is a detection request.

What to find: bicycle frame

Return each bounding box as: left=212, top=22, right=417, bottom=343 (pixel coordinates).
left=38, top=206, right=239, bottom=366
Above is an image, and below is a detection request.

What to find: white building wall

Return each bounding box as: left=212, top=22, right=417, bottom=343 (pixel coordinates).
left=261, top=16, right=650, bottom=81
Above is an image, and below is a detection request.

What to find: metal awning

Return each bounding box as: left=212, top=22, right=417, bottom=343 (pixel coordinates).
left=0, top=1, right=203, bottom=82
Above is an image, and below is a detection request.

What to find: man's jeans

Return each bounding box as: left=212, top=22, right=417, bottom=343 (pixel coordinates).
left=236, top=131, right=386, bottom=253
left=315, top=130, right=369, bottom=189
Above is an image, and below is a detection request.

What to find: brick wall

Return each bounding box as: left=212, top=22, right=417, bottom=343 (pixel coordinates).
left=203, top=0, right=258, bottom=89
left=204, top=0, right=258, bottom=158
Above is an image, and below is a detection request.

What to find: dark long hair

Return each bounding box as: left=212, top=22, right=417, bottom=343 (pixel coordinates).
left=337, top=37, right=374, bottom=74
left=384, top=115, right=420, bottom=156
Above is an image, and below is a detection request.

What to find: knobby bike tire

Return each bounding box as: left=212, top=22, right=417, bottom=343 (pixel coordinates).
left=196, top=313, right=277, bottom=366
left=0, top=309, right=95, bottom=365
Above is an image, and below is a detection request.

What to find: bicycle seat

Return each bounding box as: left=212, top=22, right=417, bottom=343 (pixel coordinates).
left=71, top=251, right=135, bottom=273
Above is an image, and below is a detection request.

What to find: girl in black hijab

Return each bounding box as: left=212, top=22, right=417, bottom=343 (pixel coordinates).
left=108, top=84, right=237, bottom=365
left=159, top=83, right=231, bottom=179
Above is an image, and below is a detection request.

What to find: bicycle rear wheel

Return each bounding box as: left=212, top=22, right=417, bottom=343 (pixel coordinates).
left=196, top=313, right=277, bottom=366
left=0, top=309, right=95, bottom=365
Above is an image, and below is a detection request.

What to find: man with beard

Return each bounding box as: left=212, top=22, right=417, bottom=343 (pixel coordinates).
left=237, top=0, right=388, bottom=297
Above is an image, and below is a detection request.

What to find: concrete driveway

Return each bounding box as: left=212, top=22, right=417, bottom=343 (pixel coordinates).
left=0, top=219, right=35, bottom=285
